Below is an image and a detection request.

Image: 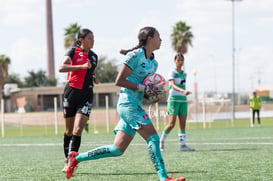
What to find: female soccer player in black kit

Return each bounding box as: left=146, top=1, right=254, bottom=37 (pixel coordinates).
left=59, top=28, right=99, bottom=172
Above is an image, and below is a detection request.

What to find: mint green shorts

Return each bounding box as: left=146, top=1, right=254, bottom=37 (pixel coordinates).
left=167, top=101, right=188, bottom=116
left=113, top=103, right=152, bottom=138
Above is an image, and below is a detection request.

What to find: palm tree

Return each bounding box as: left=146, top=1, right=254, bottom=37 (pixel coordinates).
left=64, top=23, right=81, bottom=49
left=0, top=54, right=11, bottom=100
left=171, top=21, right=194, bottom=54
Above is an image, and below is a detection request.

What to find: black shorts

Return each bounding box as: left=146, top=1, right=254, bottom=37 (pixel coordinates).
left=63, top=84, right=93, bottom=118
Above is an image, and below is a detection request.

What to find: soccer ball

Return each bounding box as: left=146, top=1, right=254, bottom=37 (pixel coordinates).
left=143, top=73, right=167, bottom=103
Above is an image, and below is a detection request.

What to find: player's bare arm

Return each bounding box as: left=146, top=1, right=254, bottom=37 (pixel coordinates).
left=115, top=64, right=138, bottom=90
left=170, top=80, right=191, bottom=95
left=59, top=56, right=92, bottom=72
left=93, top=73, right=99, bottom=84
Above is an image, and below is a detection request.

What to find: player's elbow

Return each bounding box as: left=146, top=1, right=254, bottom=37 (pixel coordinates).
left=58, top=66, right=65, bottom=72
left=115, top=78, right=122, bottom=87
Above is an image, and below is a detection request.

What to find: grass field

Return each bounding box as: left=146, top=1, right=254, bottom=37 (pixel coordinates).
left=1, top=118, right=273, bottom=181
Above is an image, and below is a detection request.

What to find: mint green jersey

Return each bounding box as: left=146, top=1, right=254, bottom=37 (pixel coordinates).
left=168, top=69, right=187, bottom=102
left=118, top=48, right=158, bottom=106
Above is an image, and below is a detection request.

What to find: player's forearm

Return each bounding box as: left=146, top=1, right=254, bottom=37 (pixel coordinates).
left=59, top=64, right=86, bottom=72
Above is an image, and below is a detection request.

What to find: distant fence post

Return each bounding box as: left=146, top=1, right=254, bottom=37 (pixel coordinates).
left=1, top=99, right=5, bottom=138
left=155, top=102, right=159, bottom=131
left=250, top=108, right=253, bottom=127
left=105, top=96, right=110, bottom=133
left=54, top=97, right=58, bottom=135
left=202, top=94, right=206, bottom=129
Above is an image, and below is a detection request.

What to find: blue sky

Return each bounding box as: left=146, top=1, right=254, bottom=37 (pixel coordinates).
left=1, top=0, right=273, bottom=93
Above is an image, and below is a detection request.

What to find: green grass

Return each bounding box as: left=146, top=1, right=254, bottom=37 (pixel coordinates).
left=1, top=118, right=273, bottom=181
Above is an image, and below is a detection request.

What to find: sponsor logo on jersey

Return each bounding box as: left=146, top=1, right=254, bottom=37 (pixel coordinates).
left=76, top=58, right=84, bottom=62
left=141, top=62, right=145, bottom=68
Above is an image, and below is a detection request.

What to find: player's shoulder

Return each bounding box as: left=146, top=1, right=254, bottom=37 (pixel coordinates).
left=89, top=50, right=97, bottom=57
left=65, top=47, right=77, bottom=58
left=169, top=69, right=178, bottom=75
left=66, top=47, right=76, bottom=53
left=127, top=48, right=144, bottom=59
left=88, top=50, right=98, bottom=60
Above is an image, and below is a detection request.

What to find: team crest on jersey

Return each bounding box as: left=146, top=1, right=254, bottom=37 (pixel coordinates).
left=142, top=113, right=149, bottom=120
left=78, top=52, right=84, bottom=56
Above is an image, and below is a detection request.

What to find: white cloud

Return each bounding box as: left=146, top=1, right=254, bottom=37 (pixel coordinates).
left=9, top=38, right=46, bottom=77
left=1, top=0, right=43, bottom=26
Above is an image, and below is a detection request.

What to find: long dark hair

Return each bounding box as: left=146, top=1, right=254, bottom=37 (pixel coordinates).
left=174, top=53, right=184, bottom=61
left=73, top=28, right=92, bottom=48
left=120, top=26, right=157, bottom=55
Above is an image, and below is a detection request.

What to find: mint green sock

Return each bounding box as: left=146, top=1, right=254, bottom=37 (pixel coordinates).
left=179, top=130, right=186, bottom=134
left=147, top=134, right=168, bottom=181
left=76, top=144, right=122, bottom=162
left=163, top=129, right=170, bottom=134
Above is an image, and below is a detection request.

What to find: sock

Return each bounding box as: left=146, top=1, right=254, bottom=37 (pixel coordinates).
left=76, top=144, right=123, bottom=162
left=69, top=135, right=81, bottom=155
left=63, top=133, right=72, bottom=158
left=147, top=134, right=168, bottom=181
left=160, top=129, right=169, bottom=143
left=179, top=131, right=186, bottom=146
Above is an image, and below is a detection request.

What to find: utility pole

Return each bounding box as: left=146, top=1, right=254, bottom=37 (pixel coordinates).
left=226, top=0, right=243, bottom=122
left=257, top=67, right=263, bottom=86
left=46, top=0, right=55, bottom=79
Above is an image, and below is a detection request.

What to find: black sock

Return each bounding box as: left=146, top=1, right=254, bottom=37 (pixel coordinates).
left=70, top=135, right=81, bottom=153
left=63, top=133, right=72, bottom=158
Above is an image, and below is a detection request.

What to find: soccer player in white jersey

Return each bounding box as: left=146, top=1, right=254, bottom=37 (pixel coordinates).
left=160, top=53, right=194, bottom=152
left=65, top=27, right=186, bottom=181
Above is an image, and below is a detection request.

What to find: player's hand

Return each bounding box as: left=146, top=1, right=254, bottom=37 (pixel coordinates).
left=184, top=90, right=191, bottom=95
left=93, top=75, right=99, bottom=84
left=82, top=62, right=92, bottom=69
left=145, top=83, right=159, bottom=96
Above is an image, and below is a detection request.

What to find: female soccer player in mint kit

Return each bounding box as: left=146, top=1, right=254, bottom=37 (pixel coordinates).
left=65, top=27, right=186, bottom=181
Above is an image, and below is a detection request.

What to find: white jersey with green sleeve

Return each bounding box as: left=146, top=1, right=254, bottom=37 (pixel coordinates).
left=168, top=69, right=187, bottom=102
left=118, top=48, right=158, bottom=106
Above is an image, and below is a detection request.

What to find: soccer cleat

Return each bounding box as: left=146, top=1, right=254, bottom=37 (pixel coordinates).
left=160, top=141, right=164, bottom=152
left=165, top=172, right=186, bottom=181
left=66, top=151, right=79, bottom=179
left=180, top=145, right=195, bottom=152
left=62, top=158, right=68, bottom=173
left=165, top=177, right=186, bottom=181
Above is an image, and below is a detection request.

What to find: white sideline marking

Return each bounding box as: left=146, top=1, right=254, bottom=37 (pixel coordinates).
left=0, top=143, right=62, bottom=146
left=1, top=142, right=273, bottom=147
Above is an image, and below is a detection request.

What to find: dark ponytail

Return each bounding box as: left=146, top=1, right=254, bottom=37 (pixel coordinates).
left=120, top=26, right=157, bottom=55
left=73, top=28, right=92, bottom=48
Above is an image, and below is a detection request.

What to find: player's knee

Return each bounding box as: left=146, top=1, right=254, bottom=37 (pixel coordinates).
left=73, top=126, right=83, bottom=135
